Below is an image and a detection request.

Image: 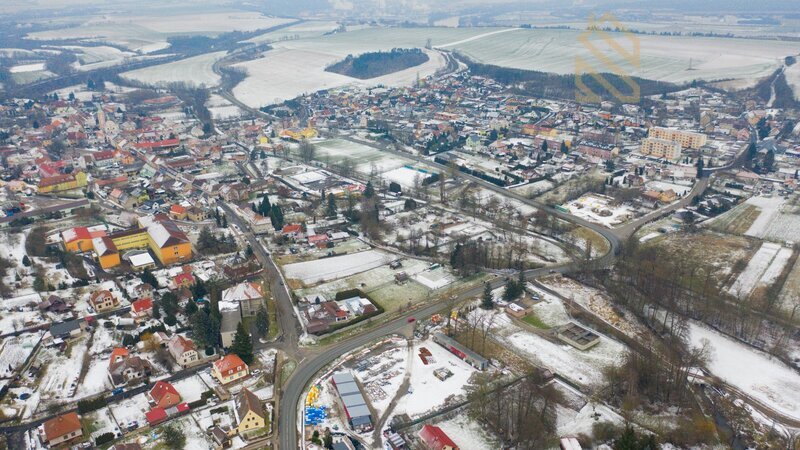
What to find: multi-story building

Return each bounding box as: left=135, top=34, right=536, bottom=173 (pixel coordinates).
left=640, top=137, right=682, bottom=160
left=221, top=282, right=264, bottom=318
left=38, top=171, right=88, bottom=194
left=89, top=290, right=117, bottom=312
left=212, top=354, right=249, bottom=385
left=648, top=127, right=707, bottom=149
left=168, top=335, right=199, bottom=368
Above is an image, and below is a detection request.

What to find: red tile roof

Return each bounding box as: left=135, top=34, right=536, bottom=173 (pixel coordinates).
left=131, top=298, right=153, bottom=314
left=43, top=412, right=81, bottom=442
left=214, top=354, right=247, bottom=375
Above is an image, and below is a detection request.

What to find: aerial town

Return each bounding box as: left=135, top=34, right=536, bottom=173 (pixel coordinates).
left=1, top=1, right=800, bottom=450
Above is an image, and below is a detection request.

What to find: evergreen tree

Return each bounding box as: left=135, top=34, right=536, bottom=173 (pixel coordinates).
left=541, top=140, right=548, bottom=152
left=695, top=156, right=704, bottom=178
left=222, top=214, right=228, bottom=228
left=22, top=255, right=31, bottom=266
left=192, top=279, right=207, bottom=300
left=152, top=299, right=161, bottom=319
left=141, top=269, right=158, bottom=288
left=560, top=141, right=568, bottom=154
left=191, top=310, right=212, bottom=348
left=270, top=205, right=284, bottom=230
left=185, top=298, right=198, bottom=316
left=764, top=149, right=775, bottom=172
left=481, top=282, right=494, bottom=309
left=255, top=305, right=269, bottom=337
left=230, top=322, right=254, bottom=364
left=326, top=194, right=337, bottom=218
left=364, top=181, right=375, bottom=199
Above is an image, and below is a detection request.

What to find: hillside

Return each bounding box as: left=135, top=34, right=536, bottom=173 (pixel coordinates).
left=325, top=48, right=429, bottom=80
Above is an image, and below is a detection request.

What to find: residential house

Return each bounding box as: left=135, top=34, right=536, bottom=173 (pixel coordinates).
left=221, top=282, right=263, bottom=317
left=187, top=206, right=210, bottom=222
left=108, top=354, right=153, bottom=387
left=42, top=412, right=83, bottom=447
left=38, top=295, right=72, bottom=313
left=234, top=388, right=267, bottom=434
left=169, top=204, right=188, bottom=220
left=131, top=297, right=153, bottom=321
left=89, top=289, right=118, bottom=312
left=168, top=334, right=200, bottom=368
left=212, top=354, right=249, bottom=385
left=220, top=309, right=242, bottom=348
left=48, top=319, right=86, bottom=342
left=148, top=380, right=181, bottom=409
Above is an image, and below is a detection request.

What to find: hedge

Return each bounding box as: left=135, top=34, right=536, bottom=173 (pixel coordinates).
left=77, top=395, right=107, bottom=414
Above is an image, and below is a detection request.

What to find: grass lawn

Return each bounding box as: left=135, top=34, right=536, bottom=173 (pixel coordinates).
left=522, top=313, right=551, bottom=329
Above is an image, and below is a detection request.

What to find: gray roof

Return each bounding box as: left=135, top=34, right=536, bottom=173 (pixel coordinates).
left=49, top=319, right=82, bottom=337
left=335, top=381, right=360, bottom=396
left=341, top=392, right=366, bottom=408
left=347, top=405, right=372, bottom=422
left=331, top=371, right=354, bottom=385
left=433, top=332, right=488, bottom=365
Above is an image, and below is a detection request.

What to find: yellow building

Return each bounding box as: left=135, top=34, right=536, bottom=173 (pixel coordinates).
left=648, top=127, right=707, bottom=149
left=640, top=137, right=682, bottom=160
left=39, top=171, right=88, bottom=194
left=62, top=225, right=107, bottom=253
left=235, top=388, right=266, bottom=434
left=93, top=237, right=121, bottom=269
left=212, top=354, right=249, bottom=385
left=83, top=215, right=192, bottom=270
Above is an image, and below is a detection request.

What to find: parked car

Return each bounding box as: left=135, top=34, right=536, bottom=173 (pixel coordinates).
left=407, top=317, right=416, bottom=323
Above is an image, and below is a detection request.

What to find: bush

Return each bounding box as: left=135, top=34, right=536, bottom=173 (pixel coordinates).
left=334, top=288, right=364, bottom=301
left=94, top=432, right=115, bottom=445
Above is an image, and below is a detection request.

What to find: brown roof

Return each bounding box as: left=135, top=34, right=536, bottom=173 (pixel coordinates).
left=236, top=388, right=265, bottom=422
left=43, top=412, right=81, bottom=441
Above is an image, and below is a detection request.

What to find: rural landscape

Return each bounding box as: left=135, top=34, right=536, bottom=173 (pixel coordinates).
left=1, top=0, right=800, bottom=449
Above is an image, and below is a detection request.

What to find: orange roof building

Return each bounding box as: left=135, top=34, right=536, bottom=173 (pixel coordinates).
left=42, top=412, right=82, bottom=446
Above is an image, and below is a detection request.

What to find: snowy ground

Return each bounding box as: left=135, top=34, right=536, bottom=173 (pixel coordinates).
left=0, top=332, right=41, bottom=378
left=108, top=393, right=150, bottom=428
left=393, top=338, right=477, bottom=418
left=282, top=249, right=396, bottom=285
left=564, top=194, right=635, bottom=228
left=743, top=196, right=800, bottom=243
left=206, top=94, right=244, bottom=120
left=687, top=322, right=800, bottom=421
left=435, top=414, right=500, bottom=450
left=352, top=343, right=408, bottom=418
left=557, top=402, right=625, bottom=437
left=727, top=242, right=788, bottom=298
left=173, top=375, right=212, bottom=403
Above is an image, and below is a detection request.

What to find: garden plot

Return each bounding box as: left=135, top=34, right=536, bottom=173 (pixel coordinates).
left=744, top=196, right=785, bottom=238
left=173, top=375, right=211, bottom=403
left=77, top=355, right=110, bottom=398
left=37, top=337, right=89, bottom=403
left=121, top=51, right=226, bottom=88
left=778, top=257, right=800, bottom=313
left=727, top=242, right=788, bottom=298
left=109, top=393, right=150, bottom=428
left=0, top=332, right=41, bottom=378
left=82, top=407, right=120, bottom=440
left=564, top=193, right=634, bottom=228
left=393, top=338, right=477, bottom=418
left=687, top=322, right=800, bottom=421
left=283, top=249, right=395, bottom=285
left=447, top=27, right=799, bottom=85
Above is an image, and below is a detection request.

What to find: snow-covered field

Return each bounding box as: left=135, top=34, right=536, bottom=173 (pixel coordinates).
left=741, top=195, right=800, bottom=243
left=352, top=343, right=408, bottom=418
left=784, top=59, right=800, bottom=101
left=234, top=45, right=445, bottom=107
left=0, top=333, right=41, bottom=378
left=206, top=94, right=244, bottom=120
left=9, top=63, right=46, bottom=73
left=27, top=12, right=293, bottom=53
left=687, top=322, right=800, bottom=421
left=382, top=166, right=432, bottom=188
left=121, top=51, right=226, bottom=88
left=727, top=242, right=789, bottom=298
left=312, top=138, right=416, bottom=175
left=503, top=329, right=625, bottom=388
left=448, top=27, right=799, bottom=85
left=282, top=249, right=395, bottom=285
left=109, top=393, right=150, bottom=427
